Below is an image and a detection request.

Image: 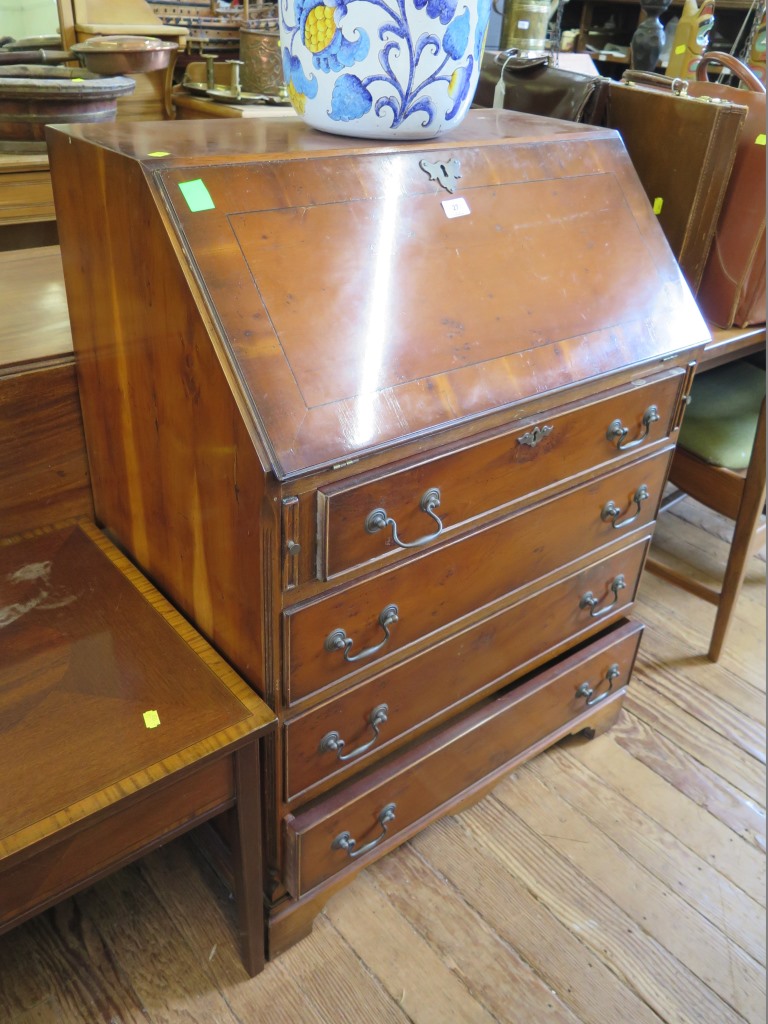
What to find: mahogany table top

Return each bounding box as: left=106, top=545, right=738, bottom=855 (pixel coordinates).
left=0, top=521, right=274, bottom=860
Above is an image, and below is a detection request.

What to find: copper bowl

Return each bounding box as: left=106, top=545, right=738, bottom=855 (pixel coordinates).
left=71, top=36, right=177, bottom=75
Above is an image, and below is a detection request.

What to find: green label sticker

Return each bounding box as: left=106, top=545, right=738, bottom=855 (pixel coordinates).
left=756, top=134, right=767, bottom=146
left=149, top=150, right=171, bottom=157
left=178, top=178, right=215, bottom=212
left=653, top=196, right=664, bottom=214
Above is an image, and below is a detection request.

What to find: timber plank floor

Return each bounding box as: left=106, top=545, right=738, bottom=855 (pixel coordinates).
left=1, top=495, right=764, bottom=1024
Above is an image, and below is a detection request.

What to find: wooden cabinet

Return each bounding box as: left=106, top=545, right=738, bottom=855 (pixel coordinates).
left=46, top=110, right=709, bottom=958
left=0, top=154, right=54, bottom=227
left=0, top=247, right=91, bottom=537
left=0, top=154, right=58, bottom=249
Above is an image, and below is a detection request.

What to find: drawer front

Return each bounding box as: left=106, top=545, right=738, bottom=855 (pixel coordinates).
left=283, top=619, right=643, bottom=897
left=284, top=537, right=649, bottom=801
left=319, top=369, right=684, bottom=578
left=286, top=447, right=671, bottom=702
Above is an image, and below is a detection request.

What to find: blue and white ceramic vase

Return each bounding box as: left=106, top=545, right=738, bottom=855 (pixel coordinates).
left=279, top=0, right=492, bottom=139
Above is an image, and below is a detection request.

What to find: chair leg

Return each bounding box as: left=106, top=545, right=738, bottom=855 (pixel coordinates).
left=708, top=400, right=766, bottom=662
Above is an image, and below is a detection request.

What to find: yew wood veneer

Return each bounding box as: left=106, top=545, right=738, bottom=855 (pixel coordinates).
left=45, top=110, right=710, bottom=956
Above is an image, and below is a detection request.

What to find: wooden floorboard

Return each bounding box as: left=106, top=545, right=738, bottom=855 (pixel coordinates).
left=0, top=495, right=764, bottom=1023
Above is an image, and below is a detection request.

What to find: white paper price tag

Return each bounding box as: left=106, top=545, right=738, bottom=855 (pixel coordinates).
left=441, top=197, right=470, bottom=219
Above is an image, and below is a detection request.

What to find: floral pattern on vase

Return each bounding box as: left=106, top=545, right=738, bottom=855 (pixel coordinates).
left=279, top=0, right=491, bottom=138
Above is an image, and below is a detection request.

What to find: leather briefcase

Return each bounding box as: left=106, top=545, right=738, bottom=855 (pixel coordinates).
left=688, top=52, right=766, bottom=329
left=603, top=73, right=747, bottom=293
left=472, top=52, right=610, bottom=125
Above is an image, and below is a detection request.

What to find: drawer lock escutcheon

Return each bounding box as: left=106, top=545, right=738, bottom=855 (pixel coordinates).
left=606, top=405, right=660, bottom=450
left=517, top=424, right=553, bottom=447
left=324, top=604, right=399, bottom=664
left=601, top=484, right=650, bottom=529
left=580, top=575, right=626, bottom=618
left=364, top=488, right=444, bottom=549
left=576, top=664, right=621, bottom=707
left=332, top=803, right=397, bottom=860
left=319, top=704, right=389, bottom=763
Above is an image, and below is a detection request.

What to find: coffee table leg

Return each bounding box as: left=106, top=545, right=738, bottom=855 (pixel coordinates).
left=232, top=741, right=267, bottom=975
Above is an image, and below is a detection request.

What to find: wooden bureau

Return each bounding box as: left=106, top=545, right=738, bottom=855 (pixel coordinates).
left=45, top=109, right=710, bottom=957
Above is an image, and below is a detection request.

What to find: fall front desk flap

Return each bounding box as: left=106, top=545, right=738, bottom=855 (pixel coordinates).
left=73, top=110, right=711, bottom=480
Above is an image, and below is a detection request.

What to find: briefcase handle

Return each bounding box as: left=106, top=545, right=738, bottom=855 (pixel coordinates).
left=696, top=51, right=766, bottom=94
left=620, top=69, right=690, bottom=94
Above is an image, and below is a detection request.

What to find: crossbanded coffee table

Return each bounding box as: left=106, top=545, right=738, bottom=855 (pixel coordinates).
left=0, top=520, right=275, bottom=975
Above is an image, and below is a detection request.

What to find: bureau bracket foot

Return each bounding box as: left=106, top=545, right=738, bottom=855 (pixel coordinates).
left=266, top=882, right=340, bottom=959
left=569, top=690, right=626, bottom=742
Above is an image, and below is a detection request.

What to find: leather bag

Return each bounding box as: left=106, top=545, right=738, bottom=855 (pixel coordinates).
left=472, top=52, right=610, bottom=124
left=687, top=52, right=766, bottom=328
left=603, top=71, right=747, bottom=293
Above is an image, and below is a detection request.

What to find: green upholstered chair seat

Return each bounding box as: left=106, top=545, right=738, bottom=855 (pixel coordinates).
left=678, top=361, right=766, bottom=470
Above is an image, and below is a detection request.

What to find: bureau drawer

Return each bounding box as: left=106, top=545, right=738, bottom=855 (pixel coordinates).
left=318, top=369, right=685, bottom=578
left=286, top=447, right=671, bottom=702
left=283, top=619, right=643, bottom=897
left=284, top=537, right=649, bottom=801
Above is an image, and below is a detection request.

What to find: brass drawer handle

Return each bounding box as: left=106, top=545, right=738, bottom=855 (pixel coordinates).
left=332, top=803, right=397, bottom=860
left=606, top=405, right=660, bottom=450
left=319, top=704, right=389, bottom=763
left=601, top=484, right=650, bottom=529
left=580, top=574, right=626, bottom=618
left=576, top=664, right=621, bottom=707
left=365, top=488, right=444, bottom=549
left=324, top=604, right=399, bottom=664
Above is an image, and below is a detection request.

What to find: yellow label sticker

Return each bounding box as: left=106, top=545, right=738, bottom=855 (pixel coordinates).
left=675, top=44, right=686, bottom=55
left=653, top=197, right=664, bottom=214
left=148, top=150, right=171, bottom=157
left=178, top=178, right=215, bottom=212
left=143, top=709, right=161, bottom=729
left=756, top=134, right=767, bottom=146
left=72, top=77, right=85, bottom=81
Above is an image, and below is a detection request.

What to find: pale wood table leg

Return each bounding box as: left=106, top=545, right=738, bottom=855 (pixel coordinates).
left=163, top=56, right=178, bottom=120
left=709, top=397, right=767, bottom=662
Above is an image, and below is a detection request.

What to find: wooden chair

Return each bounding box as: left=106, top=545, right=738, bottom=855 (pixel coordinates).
left=56, top=0, right=188, bottom=119
left=646, top=358, right=766, bottom=661
left=56, top=0, right=188, bottom=50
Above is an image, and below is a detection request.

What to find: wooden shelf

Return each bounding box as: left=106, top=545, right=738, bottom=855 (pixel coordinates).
left=173, top=89, right=297, bottom=120
left=0, top=153, right=55, bottom=228
left=580, top=0, right=754, bottom=8
left=569, top=0, right=760, bottom=76
left=700, top=324, right=766, bottom=370
left=0, top=245, right=71, bottom=374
